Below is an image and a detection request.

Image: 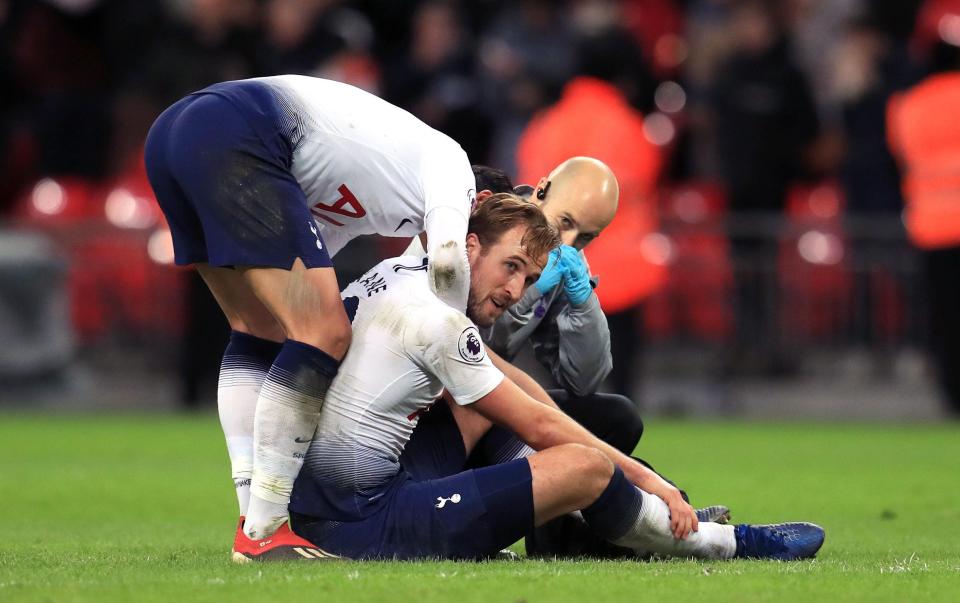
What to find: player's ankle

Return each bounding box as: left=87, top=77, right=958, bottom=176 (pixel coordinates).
left=244, top=494, right=288, bottom=539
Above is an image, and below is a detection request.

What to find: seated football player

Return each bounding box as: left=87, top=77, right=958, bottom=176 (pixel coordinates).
left=410, top=159, right=730, bottom=558
left=245, top=193, right=824, bottom=562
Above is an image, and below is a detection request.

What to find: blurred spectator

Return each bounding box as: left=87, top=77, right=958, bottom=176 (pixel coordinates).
left=786, top=0, right=865, bottom=123
left=478, top=0, right=577, bottom=171
left=619, top=0, right=687, bottom=82
left=887, top=14, right=960, bottom=417
left=6, top=1, right=113, bottom=181
left=515, top=25, right=665, bottom=400
left=706, top=0, right=819, bottom=373
left=259, top=0, right=374, bottom=78
left=709, top=0, right=819, bottom=215
left=383, top=0, right=489, bottom=161
left=140, top=0, right=260, bottom=106
left=830, top=17, right=921, bottom=214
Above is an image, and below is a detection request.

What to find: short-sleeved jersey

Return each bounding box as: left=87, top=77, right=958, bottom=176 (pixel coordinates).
left=201, top=75, right=477, bottom=257
left=289, top=255, right=504, bottom=521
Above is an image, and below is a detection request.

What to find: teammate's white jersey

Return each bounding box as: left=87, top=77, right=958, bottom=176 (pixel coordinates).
left=252, top=75, right=477, bottom=258
left=297, top=255, right=504, bottom=515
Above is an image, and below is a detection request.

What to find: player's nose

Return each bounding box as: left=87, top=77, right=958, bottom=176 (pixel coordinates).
left=505, top=274, right=525, bottom=302
left=561, top=230, right=579, bottom=247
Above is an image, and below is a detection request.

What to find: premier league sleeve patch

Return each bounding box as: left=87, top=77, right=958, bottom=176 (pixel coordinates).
left=457, top=326, right=485, bottom=363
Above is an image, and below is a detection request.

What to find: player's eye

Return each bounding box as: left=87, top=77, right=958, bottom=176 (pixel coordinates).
left=560, top=216, right=574, bottom=230
left=506, top=262, right=518, bottom=273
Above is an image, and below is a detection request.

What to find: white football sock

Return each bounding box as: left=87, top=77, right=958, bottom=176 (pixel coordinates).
left=611, top=489, right=737, bottom=559
left=218, top=344, right=275, bottom=516
left=243, top=341, right=337, bottom=540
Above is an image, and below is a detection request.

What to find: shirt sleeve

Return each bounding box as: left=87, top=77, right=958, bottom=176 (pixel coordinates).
left=410, top=305, right=505, bottom=405
left=530, top=282, right=613, bottom=396
left=420, top=137, right=474, bottom=312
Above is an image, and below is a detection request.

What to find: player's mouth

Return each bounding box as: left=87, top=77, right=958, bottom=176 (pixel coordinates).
left=490, top=295, right=510, bottom=311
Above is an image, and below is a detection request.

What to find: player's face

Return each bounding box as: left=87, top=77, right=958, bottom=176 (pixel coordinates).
left=465, top=225, right=545, bottom=327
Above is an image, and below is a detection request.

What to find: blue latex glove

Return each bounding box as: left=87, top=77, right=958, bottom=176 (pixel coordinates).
left=534, top=247, right=564, bottom=297
left=558, top=245, right=593, bottom=306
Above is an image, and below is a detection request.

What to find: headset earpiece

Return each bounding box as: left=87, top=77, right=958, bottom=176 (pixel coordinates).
left=536, top=181, right=551, bottom=200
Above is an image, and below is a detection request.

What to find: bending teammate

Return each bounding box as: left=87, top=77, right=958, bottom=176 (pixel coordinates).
left=146, top=75, right=480, bottom=551
left=267, top=194, right=825, bottom=561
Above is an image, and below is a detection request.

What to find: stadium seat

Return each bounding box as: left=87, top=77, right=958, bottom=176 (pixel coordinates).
left=645, top=181, right=733, bottom=342
left=777, top=182, right=853, bottom=340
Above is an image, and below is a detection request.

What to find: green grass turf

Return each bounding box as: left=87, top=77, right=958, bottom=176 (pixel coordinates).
left=0, top=414, right=957, bottom=602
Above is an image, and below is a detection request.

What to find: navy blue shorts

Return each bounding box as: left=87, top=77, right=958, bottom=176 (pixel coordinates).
left=290, top=459, right=534, bottom=560
left=400, top=401, right=469, bottom=481
left=144, top=83, right=332, bottom=269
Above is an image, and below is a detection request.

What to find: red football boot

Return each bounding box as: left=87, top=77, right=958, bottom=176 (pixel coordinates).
left=231, top=517, right=339, bottom=563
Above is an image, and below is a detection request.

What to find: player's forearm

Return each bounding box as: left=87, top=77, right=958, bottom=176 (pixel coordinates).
left=487, top=347, right=558, bottom=409
left=530, top=404, right=668, bottom=494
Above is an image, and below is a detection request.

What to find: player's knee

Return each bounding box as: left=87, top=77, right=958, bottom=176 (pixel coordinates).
left=321, top=314, right=352, bottom=357
left=285, top=307, right=352, bottom=358
left=557, top=443, right=614, bottom=494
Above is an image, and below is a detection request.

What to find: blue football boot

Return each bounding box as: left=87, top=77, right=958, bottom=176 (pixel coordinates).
left=734, top=522, right=825, bottom=560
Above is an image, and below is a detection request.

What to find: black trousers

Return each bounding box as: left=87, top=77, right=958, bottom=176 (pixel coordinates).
left=923, top=246, right=960, bottom=416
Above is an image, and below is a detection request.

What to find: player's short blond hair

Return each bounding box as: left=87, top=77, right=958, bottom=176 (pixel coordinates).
left=468, top=193, right=560, bottom=268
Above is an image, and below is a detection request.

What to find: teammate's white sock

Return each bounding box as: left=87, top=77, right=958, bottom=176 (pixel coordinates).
left=581, top=467, right=736, bottom=560
left=244, top=340, right=339, bottom=540
left=610, top=490, right=736, bottom=559
left=217, top=331, right=281, bottom=516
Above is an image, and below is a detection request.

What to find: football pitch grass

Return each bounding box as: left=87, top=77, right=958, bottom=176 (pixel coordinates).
left=1, top=414, right=957, bottom=602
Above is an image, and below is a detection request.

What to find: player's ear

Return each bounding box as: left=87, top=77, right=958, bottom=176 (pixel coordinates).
left=465, top=232, right=481, bottom=262
left=475, top=190, right=494, bottom=205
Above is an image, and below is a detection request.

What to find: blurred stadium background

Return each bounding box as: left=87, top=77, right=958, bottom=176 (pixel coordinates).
left=2, top=0, right=959, bottom=423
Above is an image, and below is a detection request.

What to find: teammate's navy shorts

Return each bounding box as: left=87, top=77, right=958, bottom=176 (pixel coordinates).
left=290, top=460, right=534, bottom=560
left=144, top=82, right=332, bottom=269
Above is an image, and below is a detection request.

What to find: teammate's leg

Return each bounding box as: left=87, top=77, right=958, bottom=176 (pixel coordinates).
left=237, top=259, right=350, bottom=538
left=196, top=265, right=283, bottom=515
left=147, top=89, right=349, bottom=541
left=146, top=100, right=282, bottom=520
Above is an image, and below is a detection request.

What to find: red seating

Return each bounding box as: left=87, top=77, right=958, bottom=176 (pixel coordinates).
left=645, top=181, right=733, bottom=342
left=777, top=182, right=852, bottom=340
left=12, top=149, right=185, bottom=344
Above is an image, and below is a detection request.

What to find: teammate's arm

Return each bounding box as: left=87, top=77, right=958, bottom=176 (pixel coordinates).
left=424, top=206, right=470, bottom=312
left=470, top=377, right=697, bottom=539
left=421, top=144, right=475, bottom=313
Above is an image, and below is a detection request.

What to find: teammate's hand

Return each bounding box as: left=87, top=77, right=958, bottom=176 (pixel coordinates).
left=534, top=247, right=564, bottom=297
left=557, top=245, right=592, bottom=306
left=662, top=487, right=698, bottom=540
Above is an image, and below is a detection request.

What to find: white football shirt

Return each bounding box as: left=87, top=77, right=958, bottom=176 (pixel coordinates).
left=253, top=75, right=477, bottom=258
left=298, top=255, right=504, bottom=510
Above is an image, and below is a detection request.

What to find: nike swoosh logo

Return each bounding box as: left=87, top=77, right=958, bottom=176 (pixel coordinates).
left=294, top=436, right=312, bottom=443
left=394, top=218, right=414, bottom=232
